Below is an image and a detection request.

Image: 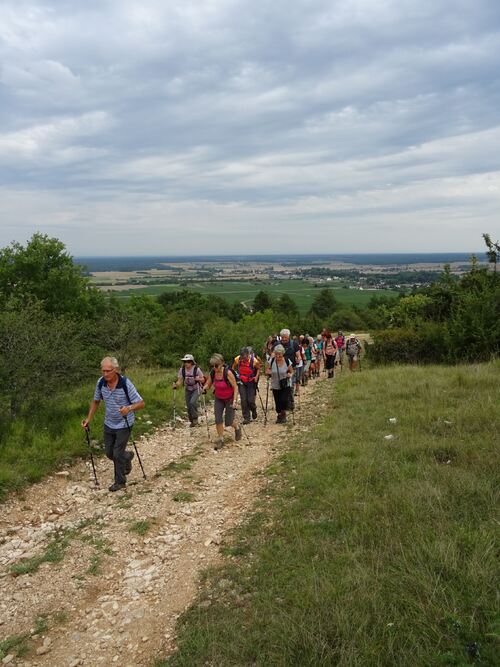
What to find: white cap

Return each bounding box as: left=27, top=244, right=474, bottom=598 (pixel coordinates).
left=181, top=354, right=195, bottom=362
left=349, top=333, right=356, bottom=338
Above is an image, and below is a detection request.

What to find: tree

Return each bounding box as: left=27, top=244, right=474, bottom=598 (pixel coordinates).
left=275, top=293, right=299, bottom=316
left=0, top=233, right=104, bottom=316
left=483, top=233, right=500, bottom=273
left=307, top=288, right=338, bottom=320
left=253, top=290, right=273, bottom=312
left=0, top=302, right=94, bottom=419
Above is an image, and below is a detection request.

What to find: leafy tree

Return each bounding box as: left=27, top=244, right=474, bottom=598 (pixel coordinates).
left=483, top=233, right=500, bottom=273
left=307, top=288, right=338, bottom=320
left=275, top=293, right=299, bottom=316
left=0, top=302, right=94, bottom=419
left=0, top=233, right=104, bottom=316
left=253, top=290, right=273, bottom=312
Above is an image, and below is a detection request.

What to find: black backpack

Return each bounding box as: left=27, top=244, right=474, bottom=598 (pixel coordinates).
left=182, top=364, right=199, bottom=382
left=210, top=365, right=234, bottom=387
left=98, top=374, right=132, bottom=404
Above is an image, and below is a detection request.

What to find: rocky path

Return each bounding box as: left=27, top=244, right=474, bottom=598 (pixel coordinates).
left=0, top=375, right=331, bottom=666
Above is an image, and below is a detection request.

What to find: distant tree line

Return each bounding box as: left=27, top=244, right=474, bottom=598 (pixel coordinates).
left=0, top=233, right=498, bottom=429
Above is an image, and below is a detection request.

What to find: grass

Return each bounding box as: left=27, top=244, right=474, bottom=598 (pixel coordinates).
left=106, top=279, right=399, bottom=314
left=0, top=609, right=69, bottom=660
left=129, top=518, right=157, bottom=536
left=0, top=366, right=176, bottom=501
left=10, top=519, right=95, bottom=576
left=172, top=491, right=195, bottom=503
left=162, top=361, right=500, bottom=666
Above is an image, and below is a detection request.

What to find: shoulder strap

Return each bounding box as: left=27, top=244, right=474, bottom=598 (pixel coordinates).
left=119, top=375, right=132, bottom=405
left=98, top=377, right=105, bottom=399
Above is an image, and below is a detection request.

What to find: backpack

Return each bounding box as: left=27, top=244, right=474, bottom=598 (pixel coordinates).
left=98, top=374, right=132, bottom=404
left=182, top=365, right=200, bottom=383
left=210, top=365, right=234, bottom=387
left=346, top=339, right=360, bottom=356
left=237, top=354, right=255, bottom=378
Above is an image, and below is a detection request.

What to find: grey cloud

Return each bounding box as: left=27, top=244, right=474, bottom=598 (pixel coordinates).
left=0, top=0, right=499, bottom=252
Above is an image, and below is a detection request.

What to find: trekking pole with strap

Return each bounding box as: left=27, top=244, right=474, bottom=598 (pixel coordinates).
left=123, top=413, right=147, bottom=480
left=201, top=391, right=211, bottom=442
left=84, top=426, right=100, bottom=487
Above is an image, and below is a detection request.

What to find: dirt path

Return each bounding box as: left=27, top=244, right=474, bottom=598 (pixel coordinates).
left=0, top=374, right=332, bottom=666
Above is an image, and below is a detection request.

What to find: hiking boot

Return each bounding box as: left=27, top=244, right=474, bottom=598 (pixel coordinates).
left=108, top=482, right=126, bottom=492
left=124, top=450, right=134, bottom=475
left=251, top=408, right=257, bottom=420
left=243, top=418, right=251, bottom=425
left=189, top=420, right=199, bottom=428
left=214, top=437, right=224, bottom=451
left=276, top=413, right=286, bottom=424
left=235, top=426, right=243, bottom=441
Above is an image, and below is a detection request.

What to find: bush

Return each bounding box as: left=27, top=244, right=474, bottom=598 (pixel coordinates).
left=368, top=323, right=449, bottom=364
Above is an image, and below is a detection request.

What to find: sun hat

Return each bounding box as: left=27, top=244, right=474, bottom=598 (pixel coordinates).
left=181, top=354, right=195, bottom=362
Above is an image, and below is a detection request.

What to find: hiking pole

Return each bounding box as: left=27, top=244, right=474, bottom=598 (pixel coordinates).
left=201, top=391, right=212, bottom=442
left=172, top=384, right=177, bottom=428
left=84, top=426, right=100, bottom=488
left=256, top=385, right=268, bottom=426
left=124, top=414, right=147, bottom=480
left=239, top=420, right=252, bottom=445
left=358, top=354, right=362, bottom=372
left=264, top=379, right=270, bottom=426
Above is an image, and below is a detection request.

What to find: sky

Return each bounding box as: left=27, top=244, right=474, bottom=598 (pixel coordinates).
left=1, top=0, right=499, bottom=255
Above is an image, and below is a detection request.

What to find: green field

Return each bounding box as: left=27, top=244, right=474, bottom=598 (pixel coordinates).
left=103, top=280, right=399, bottom=314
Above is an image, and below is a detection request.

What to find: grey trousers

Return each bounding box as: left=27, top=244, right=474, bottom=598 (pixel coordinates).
left=238, top=381, right=256, bottom=421
left=185, top=388, right=199, bottom=422
left=104, top=426, right=130, bottom=486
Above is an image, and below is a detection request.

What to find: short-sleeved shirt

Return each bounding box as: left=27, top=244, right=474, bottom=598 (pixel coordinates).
left=270, top=358, right=292, bottom=390
left=178, top=365, right=204, bottom=391
left=94, top=375, right=142, bottom=429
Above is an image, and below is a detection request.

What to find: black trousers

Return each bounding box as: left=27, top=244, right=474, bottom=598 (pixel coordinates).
left=272, top=387, right=293, bottom=414
left=104, top=426, right=130, bottom=485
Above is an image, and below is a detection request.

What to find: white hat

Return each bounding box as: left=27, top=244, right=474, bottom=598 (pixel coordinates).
left=349, top=333, right=356, bottom=338
left=181, top=354, right=195, bottom=362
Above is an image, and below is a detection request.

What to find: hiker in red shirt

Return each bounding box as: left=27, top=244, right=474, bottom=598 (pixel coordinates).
left=232, top=347, right=261, bottom=424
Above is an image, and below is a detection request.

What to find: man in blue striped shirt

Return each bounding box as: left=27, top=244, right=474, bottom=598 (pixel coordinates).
left=82, top=357, right=145, bottom=491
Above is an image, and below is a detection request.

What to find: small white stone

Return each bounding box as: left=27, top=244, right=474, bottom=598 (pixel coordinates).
left=384, top=434, right=394, bottom=440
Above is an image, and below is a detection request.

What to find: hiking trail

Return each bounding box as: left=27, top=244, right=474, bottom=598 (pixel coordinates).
left=0, top=374, right=333, bottom=666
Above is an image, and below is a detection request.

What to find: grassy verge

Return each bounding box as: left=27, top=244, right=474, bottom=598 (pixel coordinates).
left=162, top=361, right=500, bottom=666
left=0, top=366, right=178, bottom=501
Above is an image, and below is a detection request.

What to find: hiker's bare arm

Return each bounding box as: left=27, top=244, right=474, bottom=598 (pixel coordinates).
left=82, top=400, right=100, bottom=428
left=119, top=400, right=145, bottom=416
left=202, top=377, right=212, bottom=392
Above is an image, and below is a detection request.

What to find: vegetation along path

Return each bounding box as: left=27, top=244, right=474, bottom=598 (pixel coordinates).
left=0, top=373, right=329, bottom=666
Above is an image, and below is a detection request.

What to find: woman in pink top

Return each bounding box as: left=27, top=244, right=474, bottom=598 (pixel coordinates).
left=202, top=353, right=242, bottom=450
left=322, top=329, right=338, bottom=379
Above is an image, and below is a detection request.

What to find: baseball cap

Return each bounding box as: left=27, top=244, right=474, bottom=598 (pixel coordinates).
left=181, top=354, right=195, bottom=362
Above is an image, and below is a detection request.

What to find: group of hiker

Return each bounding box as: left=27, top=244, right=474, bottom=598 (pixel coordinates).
left=82, top=330, right=363, bottom=491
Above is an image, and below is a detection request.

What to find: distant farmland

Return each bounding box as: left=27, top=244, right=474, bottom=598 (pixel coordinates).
left=102, top=280, right=400, bottom=314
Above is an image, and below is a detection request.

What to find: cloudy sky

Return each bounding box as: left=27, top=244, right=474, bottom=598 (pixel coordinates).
left=1, top=0, right=499, bottom=255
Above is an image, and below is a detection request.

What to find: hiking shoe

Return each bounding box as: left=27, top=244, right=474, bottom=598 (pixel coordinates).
left=243, top=418, right=251, bottom=425
left=251, top=408, right=257, bottom=420
left=108, top=483, right=126, bottom=492
left=189, top=420, right=199, bottom=428
left=125, top=450, right=134, bottom=475
left=235, top=426, right=243, bottom=442
left=214, top=438, right=224, bottom=451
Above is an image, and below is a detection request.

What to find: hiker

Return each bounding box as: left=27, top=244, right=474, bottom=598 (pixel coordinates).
left=335, top=330, right=346, bottom=368
left=266, top=344, right=294, bottom=423
left=274, top=328, right=300, bottom=367
left=323, top=329, right=338, bottom=378
left=301, top=336, right=313, bottom=382
left=315, top=334, right=323, bottom=376
left=82, top=356, right=145, bottom=492
left=346, top=334, right=362, bottom=371
left=202, top=353, right=242, bottom=450
left=172, top=354, right=204, bottom=427
left=232, top=347, right=261, bottom=424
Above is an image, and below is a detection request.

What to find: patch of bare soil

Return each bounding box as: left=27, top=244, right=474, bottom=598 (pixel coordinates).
left=0, top=374, right=334, bottom=666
